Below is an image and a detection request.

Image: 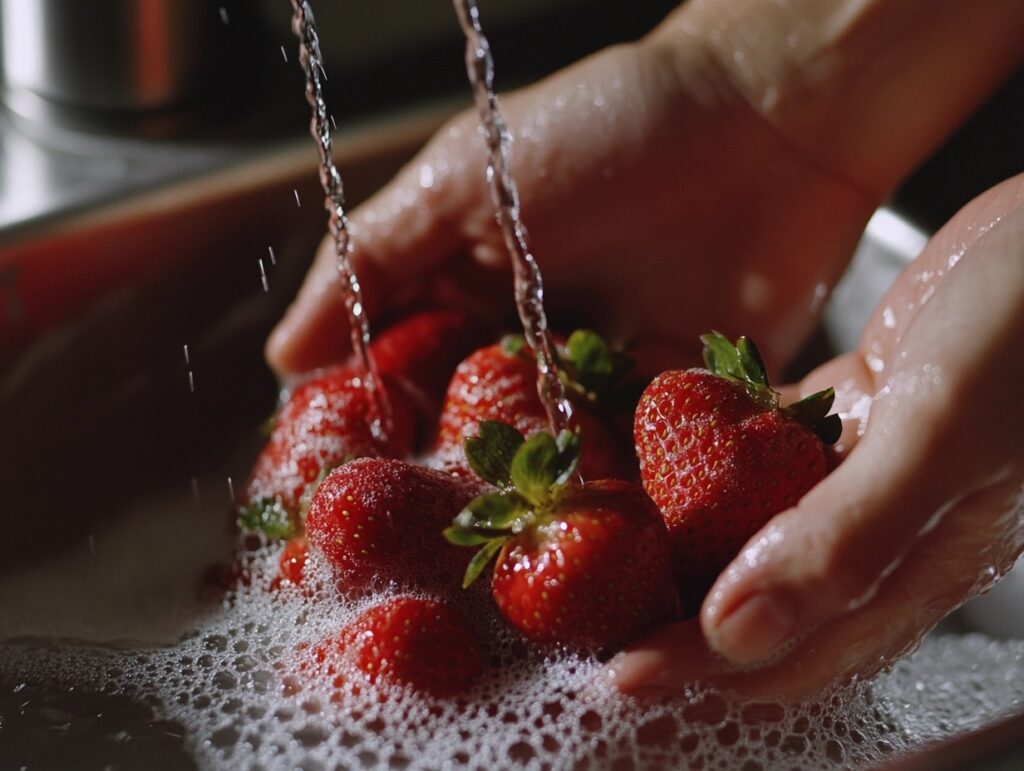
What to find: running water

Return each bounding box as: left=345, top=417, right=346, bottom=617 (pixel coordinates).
left=452, top=0, right=573, bottom=435
left=288, top=0, right=392, bottom=442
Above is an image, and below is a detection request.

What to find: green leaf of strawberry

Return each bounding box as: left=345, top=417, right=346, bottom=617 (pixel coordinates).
left=510, top=432, right=562, bottom=505
left=461, top=537, right=508, bottom=588
left=464, top=420, right=524, bottom=488
left=500, top=334, right=528, bottom=357
left=699, top=331, right=840, bottom=445
left=700, top=331, right=776, bottom=408
left=462, top=492, right=528, bottom=530
left=445, top=422, right=583, bottom=586
left=785, top=387, right=843, bottom=445
left=238, top=497, right=296, bottom=540
left=560, top=329, right=633, bottom=401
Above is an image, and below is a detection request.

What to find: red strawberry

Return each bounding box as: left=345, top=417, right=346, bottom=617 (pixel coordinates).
left=634, top=332, right=840, bottom=603
left=434, top=331, right=631, bottom=480
left=275, top=536, right=309, bottom=588
left=445, top=422, right=678, bottom=649
left=306, top=458, right=481, bottom=592
left=371, top=308, right=490, bottom=402
left=313, top=596, right=484, bottom=697
left=240, top=368, right=417, bottom=532
left=239, top=310, right=485, bottom=535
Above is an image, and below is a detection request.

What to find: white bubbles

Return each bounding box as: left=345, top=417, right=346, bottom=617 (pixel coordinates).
left=2, top=537, right=1022, bottom=770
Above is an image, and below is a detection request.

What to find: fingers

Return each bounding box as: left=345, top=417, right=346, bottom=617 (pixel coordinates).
left=701, top=177, right=1024, bottom=667
left=606, top=474, right=1023, bottom=702
left=266, top=117, right=482, bottom=376
left=265, top=234, right=389, bottom=376
left=697, top=429, right=947, bottom=667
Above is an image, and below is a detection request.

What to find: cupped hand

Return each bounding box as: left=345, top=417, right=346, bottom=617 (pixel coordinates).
left=266, top=7, right=879, bottom=378
left=607, top=174, right=1024, bottom=702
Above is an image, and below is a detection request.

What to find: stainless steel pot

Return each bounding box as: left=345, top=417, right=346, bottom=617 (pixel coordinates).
left=0, top=0, right=235, bottom=123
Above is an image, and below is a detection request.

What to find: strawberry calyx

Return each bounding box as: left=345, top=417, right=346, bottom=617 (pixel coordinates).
left=239, top=462, right=345, bottom=540
left=443, top=420, right=581, bottom=588
left=700, top=331, right=841, bottom=445
left=238, top=497, right=296, bottom=540
left=500, top=329, right=631, bottom=403
left=785, top=387, right=843, bottom=445
left=700, top=330, right=777, bottom=410
left=561, top=329, right=633, bottom=402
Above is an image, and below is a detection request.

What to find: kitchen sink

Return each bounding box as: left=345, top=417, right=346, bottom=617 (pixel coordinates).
left=0, top=2, right=1021, bottom=768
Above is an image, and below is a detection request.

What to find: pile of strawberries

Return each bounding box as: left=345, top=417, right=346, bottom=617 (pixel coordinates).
left=231, top=309, right=840, bottom=697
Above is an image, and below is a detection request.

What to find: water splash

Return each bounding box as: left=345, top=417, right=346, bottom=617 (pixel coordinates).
left=452, top=0, right=572, bottom=435
left=288, top=0, right=392, bottom=443
left=258, top=258, right=270, bottom=293
left=182, top=344, right=196, bottom=393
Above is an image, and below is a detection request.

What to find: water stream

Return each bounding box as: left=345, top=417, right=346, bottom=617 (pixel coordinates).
left=288, top=0, right=392, bottom=443
left=452, top=0, right=574, bottom=435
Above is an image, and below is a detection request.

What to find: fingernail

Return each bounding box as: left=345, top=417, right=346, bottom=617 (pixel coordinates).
left=601, top=650, right=670, bottom=696
left=708, top=591, right=796, bottom=665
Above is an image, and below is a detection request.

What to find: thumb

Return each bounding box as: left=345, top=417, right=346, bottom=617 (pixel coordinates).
left=265, top=118, right=478, bottom=376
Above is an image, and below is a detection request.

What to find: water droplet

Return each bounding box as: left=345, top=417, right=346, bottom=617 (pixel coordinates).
left=258, top=259, right=270, bottom=293
left=293, top=189, right=302, bottom=208
left=417, top=164, right=435, bottom=189
left=280, top=45, right=289, bottom=63
left=882, top=306, right=896, bottom=329
left=218, top=7, right=229, bottom=24
left=267, top=246, right=277, bottom=266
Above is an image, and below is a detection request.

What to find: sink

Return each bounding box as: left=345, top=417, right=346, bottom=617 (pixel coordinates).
left=0, top=3, right=1021, bottom=768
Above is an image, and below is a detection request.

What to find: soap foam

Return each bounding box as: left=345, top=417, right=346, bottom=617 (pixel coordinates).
left=2, top=533, right=1023, bottom=770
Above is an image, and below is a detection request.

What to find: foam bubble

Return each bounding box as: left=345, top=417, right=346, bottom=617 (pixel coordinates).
left=2, top=533, right=1023, bottom=770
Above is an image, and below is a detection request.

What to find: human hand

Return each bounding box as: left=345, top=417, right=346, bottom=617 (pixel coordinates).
left=606, top=174, right=1024, bottom=702
left=266, top=1, right=1022, bottom=381
left=267, top=27, right=869, bottom=378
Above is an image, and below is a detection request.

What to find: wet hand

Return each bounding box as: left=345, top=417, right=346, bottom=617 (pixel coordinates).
left=607, top=174, right=1024, bottom=701
left=266, top=6, right=881, bottom=378
left=265, top=0, right=1022, bottom=381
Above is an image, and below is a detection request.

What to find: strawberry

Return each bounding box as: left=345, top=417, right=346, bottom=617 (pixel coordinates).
left=434, top=330, right=632, bottom=480
left=240, top=368, right=417, bottom=534
left=306, top=458, right=481, bottom=592
left=275, top=536, right=309, bottom=588
left=370, top=308, right=490, bottom=403
left=634, top=332, right=841, bottom=602
left=313, top=596, right=484, bottom=697
left=445, top=421, right=678, bottom=649
left=239, top=310, right=485, bottom=535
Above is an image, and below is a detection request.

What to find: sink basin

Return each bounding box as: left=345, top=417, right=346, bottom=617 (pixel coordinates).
left=0, top=6, right=1021, bottom=768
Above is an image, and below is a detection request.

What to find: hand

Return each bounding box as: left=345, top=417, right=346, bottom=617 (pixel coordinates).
left=266, top=1, right=1022, bottom=381
left=267, top=27, right=873, bottom=378
left=606, top=174, right=1024, bottom=702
